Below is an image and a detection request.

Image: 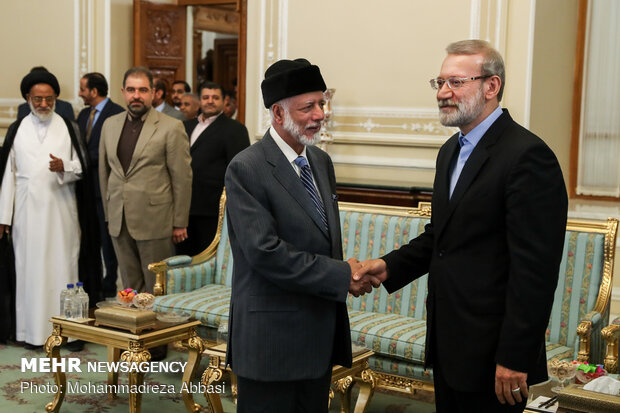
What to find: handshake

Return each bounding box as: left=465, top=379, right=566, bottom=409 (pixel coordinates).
left=347, top=258, right=388, bottom=297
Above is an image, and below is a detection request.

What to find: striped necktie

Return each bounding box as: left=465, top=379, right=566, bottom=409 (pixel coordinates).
left=294, top=156, right=328, bottom=230
left=86, top=107, right=97, bottom=143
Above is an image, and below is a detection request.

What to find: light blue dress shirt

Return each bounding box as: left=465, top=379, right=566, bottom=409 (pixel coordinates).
left=91, top=97, right=110, bottom=126
left=449, top=105, right=503, bottom=198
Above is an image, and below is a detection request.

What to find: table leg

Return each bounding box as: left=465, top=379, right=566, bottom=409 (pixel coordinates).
left=333, top=376, right=354, bottom=413
left=353, top=369, right=376, bottom=413
left=107, top=346, right=121, bottom=399
left=121, top=342, right=151, bottom=413
left=182, top=332, right=204, bottom=412
left=201, top=358, right=224, bottom=413
left=44, top=326, right=67, bottom=413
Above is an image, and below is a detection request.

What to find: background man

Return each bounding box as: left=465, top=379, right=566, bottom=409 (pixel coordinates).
left=152, top=78, right=185, bottom=121
left=171, top=80, right=191, bottom=109
left=77, top=72, right=124, bottom=297
left=17, top=66, right=75, bottom=121
left=99, top=66, right=192, bottom=295
left=357, top=40, right=568, bottom=412
left=224, top=58, right=377, bottom=412
left=176, top=81, right=249, bottom=256
left=223, top=89, right=238, bottom=119
left=0, top=71, right=100, bottom=350
left=179, top=92, right=200, bottom=121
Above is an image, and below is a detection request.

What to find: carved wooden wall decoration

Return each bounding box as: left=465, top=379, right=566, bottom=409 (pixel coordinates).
left=134, top=1, right=186, bottom=86
left=194, top=6, right=239, bottom=35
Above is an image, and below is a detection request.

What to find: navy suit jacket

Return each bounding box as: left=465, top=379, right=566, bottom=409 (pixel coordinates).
left=77, top=99, right=125, bottom=198
left=17, top=99, right=75, bottom=121
left=224, top=131, right=352, bottom=381
left=382, top=109, right=568, bottom=392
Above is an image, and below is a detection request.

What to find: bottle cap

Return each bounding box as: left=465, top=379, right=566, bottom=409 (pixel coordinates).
left=76, top=282, right=83, bottom=287
left=67, top=283, right=74, bottom=288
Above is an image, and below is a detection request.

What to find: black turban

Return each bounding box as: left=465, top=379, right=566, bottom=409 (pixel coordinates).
left=261, top=58, right=326, bottom=108
left=20, top=71, right=60, bottom=99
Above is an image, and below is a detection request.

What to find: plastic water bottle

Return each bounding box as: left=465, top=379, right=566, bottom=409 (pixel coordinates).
left=75, top=282, right=89, bottom=319
left=63, top=283, right=75, bottom=319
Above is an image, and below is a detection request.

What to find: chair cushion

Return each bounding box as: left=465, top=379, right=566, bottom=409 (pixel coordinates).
left=348, top=310, right=426, bottom=365
left=369, top=355, right=433, bottom=383
left=546, top=342, right=574, bottom=362
left=154, top=284, right=231, bottom=328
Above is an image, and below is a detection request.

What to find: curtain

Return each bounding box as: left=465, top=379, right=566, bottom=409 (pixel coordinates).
left=577, top=0, right=620, bottom=196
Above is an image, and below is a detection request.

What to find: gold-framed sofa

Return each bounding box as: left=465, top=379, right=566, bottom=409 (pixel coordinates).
left=602, top=317, right=620, bottom=373
left=149, top=191, right=617, bottom=396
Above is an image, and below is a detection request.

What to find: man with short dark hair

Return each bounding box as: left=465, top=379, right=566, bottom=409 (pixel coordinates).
left=223, top=89, right=237, bottom=119
left=357, top=40, right=568, bottom=413
left=153, top=78, right=185, bottom=121
left=171, top=80, right=191, bottom=109
left=176, top=81, right=249, bottom=256
left=77, top=72, right=124, bottom=296
left=99, top=66, right=192, bottom=294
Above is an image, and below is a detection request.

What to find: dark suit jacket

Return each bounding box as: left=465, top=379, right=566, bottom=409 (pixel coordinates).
left=17, top=99, right=75, bottom=121
left=224, top=131, right=352, bottom=381
left=382, top=109, right=568, bottom=392
left=77, top=99, right=125, bottom=198
left=184, top=114, right=250, bottom=217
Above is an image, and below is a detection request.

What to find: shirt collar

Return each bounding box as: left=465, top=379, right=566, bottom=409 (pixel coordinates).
left=155, top=102, right=165, bottom=112
left=93, top=97, right=109, bottom=112
left=127, top=108, right=149, bottom=122
left=198, top=111, right=221, bottom=125
left=270, top=126, right=307, bottom=165
left=460, top=105, right=503, bottom=146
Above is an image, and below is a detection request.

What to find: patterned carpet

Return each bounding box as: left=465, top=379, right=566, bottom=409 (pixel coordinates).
left=0, top=341, right=435, bottom=412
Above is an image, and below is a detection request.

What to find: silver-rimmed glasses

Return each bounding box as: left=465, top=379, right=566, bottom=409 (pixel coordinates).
left=429, top=75, right=491, bottom=90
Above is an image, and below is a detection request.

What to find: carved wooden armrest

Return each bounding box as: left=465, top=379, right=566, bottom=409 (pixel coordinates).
left=147, top=255, right=193, bottom=296
left=602, top=324, right=619, bottom=374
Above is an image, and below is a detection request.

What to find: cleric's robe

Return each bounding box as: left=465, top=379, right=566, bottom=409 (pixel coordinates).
left=0, top=113, right=83, bottom=345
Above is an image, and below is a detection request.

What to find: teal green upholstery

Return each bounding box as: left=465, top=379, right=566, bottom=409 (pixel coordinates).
left=150, top=200, right=616, bottom=395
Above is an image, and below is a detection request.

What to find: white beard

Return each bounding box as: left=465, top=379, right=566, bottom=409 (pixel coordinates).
left=282, top=110, right=321, bottom=146
left=29, top=101, right=56, bottom=122
left=438, top=85, right=485, bottom=128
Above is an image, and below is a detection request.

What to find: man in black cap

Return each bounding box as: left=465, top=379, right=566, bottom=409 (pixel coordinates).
left=224, top=58, right=379, bottom=412
left=0, top=70, right=100, bottom=350
left=17, top=66, right=75, bottom=121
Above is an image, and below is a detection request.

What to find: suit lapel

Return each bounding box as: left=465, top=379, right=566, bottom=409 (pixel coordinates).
left=127, top=109, right=158, bottom=174
left=434, top=110, right=511, bottom=239
left=262, top=133, right=329, bottom=239
left=191, top=114, right=224, bottom=152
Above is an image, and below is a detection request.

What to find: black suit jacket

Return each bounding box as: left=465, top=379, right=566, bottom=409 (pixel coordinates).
left=184, top=114, right=250, bottom=216
left=17, top=99, right=75, bottom=121
left=382, top=109, right=568, bottom=391
left=77, top=99, right=125, bottom=198
left=224, top=131, right=352, bottom=381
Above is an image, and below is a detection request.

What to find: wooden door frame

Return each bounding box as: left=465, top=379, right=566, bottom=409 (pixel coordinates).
left=134, top=0, right=247, bottom=123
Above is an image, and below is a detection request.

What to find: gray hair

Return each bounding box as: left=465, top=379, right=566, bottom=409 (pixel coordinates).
left=446, top=39, right=505, bottom=101
left=269, top=97, right=292, bottom=122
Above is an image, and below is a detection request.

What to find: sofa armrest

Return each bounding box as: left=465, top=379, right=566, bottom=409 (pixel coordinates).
left=148, top=252, right=218, bottom=296
left=602, top=322, right=620, bottom=373
left=576, top=311, right=604, bottom=364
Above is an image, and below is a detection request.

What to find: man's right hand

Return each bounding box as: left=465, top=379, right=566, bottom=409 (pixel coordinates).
left=347, top=258, right=382, bottom=297
left=0, top=224, right=10, bottom=239
left=354, top=259, right=389, bottom=284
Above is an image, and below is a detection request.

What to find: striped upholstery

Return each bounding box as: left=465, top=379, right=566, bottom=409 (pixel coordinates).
left=152, top=201, right=615, bottom=386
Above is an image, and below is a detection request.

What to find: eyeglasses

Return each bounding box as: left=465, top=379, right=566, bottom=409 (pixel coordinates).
left=429, top=75, right=491, bottom=90
left=30, top=96, right=56, bottom=104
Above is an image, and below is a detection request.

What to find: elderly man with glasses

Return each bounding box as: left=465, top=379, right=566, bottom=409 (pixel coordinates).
left=356, top=39, right=568, bottom=413
left=0, top=70, right=101, bottom=350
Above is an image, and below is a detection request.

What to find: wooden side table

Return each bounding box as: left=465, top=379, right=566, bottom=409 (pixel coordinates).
left=44, top=317, right=204, bottom=413
left=200, top=343, right=376, bottom=413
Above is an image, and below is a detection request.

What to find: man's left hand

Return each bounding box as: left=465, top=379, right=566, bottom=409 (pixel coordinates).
left=495, top=363, right=528, bottom=405
left=172, top=227, right=188, bottom=244
left=49, top=154, right=64, bottom=172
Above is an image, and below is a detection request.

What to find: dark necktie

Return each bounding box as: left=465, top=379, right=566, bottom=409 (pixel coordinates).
left=294, top=156, right=328, bottom=230
left=86, top=107, right=97, bottom=143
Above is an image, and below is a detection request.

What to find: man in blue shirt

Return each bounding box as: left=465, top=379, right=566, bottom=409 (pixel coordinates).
left=77, top=72, right=124, bottom=297
left=357, top=40, right=568, bottom=413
